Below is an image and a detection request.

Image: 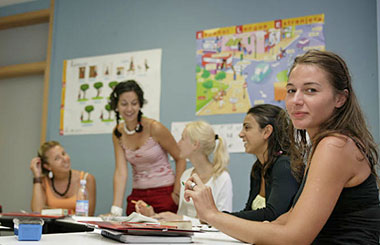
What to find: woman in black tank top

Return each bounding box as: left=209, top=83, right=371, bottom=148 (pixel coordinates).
left=183, top=50, right=380, bottom=244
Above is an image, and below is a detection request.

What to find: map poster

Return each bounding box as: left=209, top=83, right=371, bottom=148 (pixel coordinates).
left=60, top=49, right=162, bottom=135
left=195, top=14, right=325, bottom=115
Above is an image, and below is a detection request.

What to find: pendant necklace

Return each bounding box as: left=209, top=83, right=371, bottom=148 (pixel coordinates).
left=51, top=170, right=72, bottom=197
left=124, top=123, right=140, bottom=135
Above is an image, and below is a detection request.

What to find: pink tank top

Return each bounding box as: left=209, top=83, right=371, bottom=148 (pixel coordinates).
left=120, top=137, right=175, bottom=189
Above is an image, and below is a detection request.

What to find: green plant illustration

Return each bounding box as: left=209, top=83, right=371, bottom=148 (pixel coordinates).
left=109, top=81, right=118, bottom=90
left=79, top=83, right=90, bottom=101
left=102, top=104, right=113, bottom=122
left=82, top=105, right=94, bottom=123
left=93, top=81, right=104, bottom=99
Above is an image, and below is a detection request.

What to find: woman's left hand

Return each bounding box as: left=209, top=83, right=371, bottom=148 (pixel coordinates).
left=183, top=174, right=219, bottom=222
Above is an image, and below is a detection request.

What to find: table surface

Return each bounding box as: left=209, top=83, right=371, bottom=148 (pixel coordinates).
left=0, top=229, right=248, bottom=244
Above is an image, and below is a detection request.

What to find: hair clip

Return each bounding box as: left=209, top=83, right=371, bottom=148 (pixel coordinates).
left=215, top=134, right=219, bottom=140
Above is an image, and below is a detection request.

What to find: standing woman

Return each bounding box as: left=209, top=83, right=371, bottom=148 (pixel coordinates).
left=228, top=104, right=302, bottom=221
left=184, top=50, right=380, bottom=244
left=30, top=141, right=96, bottom=215
left=135, top=121, right=233, bottom=224
left=108, top=80, right=186, bottom=216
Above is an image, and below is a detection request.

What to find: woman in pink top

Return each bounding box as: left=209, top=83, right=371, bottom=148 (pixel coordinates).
left=108, top=80, right=186, bottom=216
left=30, top=141, right=96, bottom=215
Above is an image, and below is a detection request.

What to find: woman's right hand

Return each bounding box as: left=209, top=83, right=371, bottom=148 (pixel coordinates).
left=30, top=157, right=43, bottom=177
left=135, top=200, right=155, bottom=217
left=184, top=174, right=219, bottom=222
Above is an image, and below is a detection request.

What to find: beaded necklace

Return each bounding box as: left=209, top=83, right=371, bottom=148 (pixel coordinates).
left=51, top=170, right=72, bottom=197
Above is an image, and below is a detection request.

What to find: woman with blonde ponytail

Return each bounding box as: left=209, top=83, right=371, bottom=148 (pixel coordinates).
left=135, top=121, right=232, bottom=224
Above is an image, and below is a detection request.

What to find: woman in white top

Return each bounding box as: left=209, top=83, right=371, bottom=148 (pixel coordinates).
left=135, top=121, right=232, bottom=224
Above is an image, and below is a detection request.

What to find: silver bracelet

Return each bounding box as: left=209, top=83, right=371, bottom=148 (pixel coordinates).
left=110, top=205, right=123, bottom=216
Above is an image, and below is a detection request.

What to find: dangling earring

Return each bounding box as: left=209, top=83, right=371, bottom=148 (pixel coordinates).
left=48, top=171, right=54, bottom=179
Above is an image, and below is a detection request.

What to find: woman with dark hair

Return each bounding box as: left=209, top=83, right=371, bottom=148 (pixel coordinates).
left=30, top=141, right=96, bottom=215
left=108, top=80, right=186, bottom=216
left=227, top=104, right=302, bottom=221
left=184, top=50, right=380, bottom=244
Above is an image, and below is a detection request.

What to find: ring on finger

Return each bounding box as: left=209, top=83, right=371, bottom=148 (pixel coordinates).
left=190, top=182, right=197, bottom=190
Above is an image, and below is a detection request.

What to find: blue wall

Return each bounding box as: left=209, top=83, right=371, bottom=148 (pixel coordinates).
left=3, top=0, right=378, bottom=215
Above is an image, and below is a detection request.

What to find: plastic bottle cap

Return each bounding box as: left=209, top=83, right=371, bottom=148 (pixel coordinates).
left=80, top=179, right=87, bottom=185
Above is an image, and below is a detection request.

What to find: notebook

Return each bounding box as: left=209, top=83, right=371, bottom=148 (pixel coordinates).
left=88, top=221, right=196, bottom=235
left=101, top=229, right=192, bottom=244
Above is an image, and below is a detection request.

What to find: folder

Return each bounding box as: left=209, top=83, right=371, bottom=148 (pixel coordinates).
left=101, top=228, right=192, bottom=243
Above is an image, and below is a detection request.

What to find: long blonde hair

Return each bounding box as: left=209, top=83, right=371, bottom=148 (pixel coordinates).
left=185, top=121, right=229, bottom=177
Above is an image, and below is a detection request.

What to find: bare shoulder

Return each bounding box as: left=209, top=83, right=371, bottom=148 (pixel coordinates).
left=113, top=123, right=123, bottom=132
left=87, top=172, right=96, bottom=182
left=312, top=135, right=370, bottom=186
left=71, top=169, right=80, bottom=177
left=315, top=134, right=355, bottom=155
left=315, top=135, right=363, bottom=161
left=150, top=119, right=169, bottom=136
left=112, top=124, right=120, bottom=134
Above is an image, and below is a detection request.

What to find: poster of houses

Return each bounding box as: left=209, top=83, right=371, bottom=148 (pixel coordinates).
left=60, top=49, right=162, bottom=135
left=195, top=14, right=325, bottom=115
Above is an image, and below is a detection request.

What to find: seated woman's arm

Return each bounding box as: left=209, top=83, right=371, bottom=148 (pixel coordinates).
left=31, top=180, right=47, bottom=212
left=185, top=136, right=360, bottom=244
left=30, top=157, right=47, bottom=213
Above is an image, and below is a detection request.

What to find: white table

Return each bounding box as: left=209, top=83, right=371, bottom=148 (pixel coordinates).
left=0, top=229, right=248, bottom=244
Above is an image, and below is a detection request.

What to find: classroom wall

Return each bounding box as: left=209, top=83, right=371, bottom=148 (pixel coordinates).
left=378, top=0, right=380, bottom=128
left=1, top=0, right=378, bottom=215
left=0, top=0, right=50, bottom=212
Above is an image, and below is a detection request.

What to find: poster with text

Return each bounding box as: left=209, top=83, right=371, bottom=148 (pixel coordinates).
left=60, top=49, right=162, bottom=135
left=196, top=14, right=325, bottom=115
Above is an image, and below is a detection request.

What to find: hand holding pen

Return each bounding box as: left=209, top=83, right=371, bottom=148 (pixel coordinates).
left=133, top=200, right=155, bottom=217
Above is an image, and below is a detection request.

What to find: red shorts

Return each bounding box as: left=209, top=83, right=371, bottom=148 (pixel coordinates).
left=126, top=185, right=178, bottom=215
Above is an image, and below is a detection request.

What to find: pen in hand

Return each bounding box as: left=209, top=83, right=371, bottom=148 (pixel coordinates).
left=131, top=200, right=150, bottom=207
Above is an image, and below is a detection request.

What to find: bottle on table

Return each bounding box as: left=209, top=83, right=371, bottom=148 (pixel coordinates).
left=75, top=179, right=89, bottom=216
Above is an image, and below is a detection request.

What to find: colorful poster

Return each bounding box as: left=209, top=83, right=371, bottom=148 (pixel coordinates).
left=60, top=49, right=162, bottom=135
left=195, top=14, right=325, bottom=115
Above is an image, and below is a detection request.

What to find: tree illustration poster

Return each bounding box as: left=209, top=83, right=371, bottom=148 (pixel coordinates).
left=195, top=14, right=325, bottom=115
left=60, top=49, right=162, bottom=135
